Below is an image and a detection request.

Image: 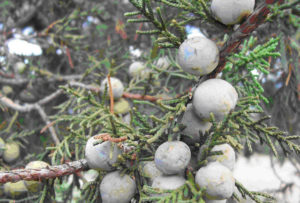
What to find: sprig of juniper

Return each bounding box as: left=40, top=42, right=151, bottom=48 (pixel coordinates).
left=125, top=0, right=212, bottom=48
left=223, top=36, right=280, bottom=103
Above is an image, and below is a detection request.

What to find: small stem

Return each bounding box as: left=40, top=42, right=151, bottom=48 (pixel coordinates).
left=4, top=111, right=18, bottom=133
left=107, top=74, right=114, bottom=114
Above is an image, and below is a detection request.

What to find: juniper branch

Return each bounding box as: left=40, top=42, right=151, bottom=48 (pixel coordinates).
left=69, top=81, right=167, bottom=102
left=0, top=159, right=89, bottom=184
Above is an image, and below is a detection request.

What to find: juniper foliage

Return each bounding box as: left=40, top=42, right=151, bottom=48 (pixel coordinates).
left=0, top=0, right=299, bottom=203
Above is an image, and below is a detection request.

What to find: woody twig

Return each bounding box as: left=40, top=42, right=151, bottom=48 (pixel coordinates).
left=0, top=159, right=89, bottom=184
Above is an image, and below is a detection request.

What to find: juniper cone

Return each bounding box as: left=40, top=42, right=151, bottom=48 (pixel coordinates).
left=192, top=79, right=238, bottom=121
left=211, top=0, right=255, bottom=25
left=151, top=175, right=186, bottom=191
left=177, top=36, right=219, bottom=76
left=129, top=61, right=146, bottom=77
left=85, top=136, right=121, bottom=171
left=198, top=144, right=236, bottom=171
left=3, top=142, right=20, bottom=164
left=100, top=77, right=125, bottom=99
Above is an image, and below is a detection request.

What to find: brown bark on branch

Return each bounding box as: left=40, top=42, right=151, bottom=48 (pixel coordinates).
left=207, top=0, right=284, bottom=79
left=69, top=81, right=163, bottom=102
left=122, top=92, right=160, bottom=102
left=0, top=159, right=89, bottom=184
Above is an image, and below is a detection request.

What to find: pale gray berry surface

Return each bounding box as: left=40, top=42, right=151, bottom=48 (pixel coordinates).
left=192, top=78, right=238, bottom=121
left=85, top=136, right=121, bottom=171
left=100, top=171, right=136, bottom=203
left=152, top=175, right=186, bottom=190
left=155, top=56, right=171, bottom=69
left=100, top=77, right=124, bottom=99
left=181, top=103, right=212, bottom=144
left=129, top=61, right=145, bottom=77
left=195, top=162, right=235, bottom=200
left=177, top=37, right=219, bottom=76
left=198, top=143, right=236, bottom=171
left=155, top=141, right=191, bottom=175
left=139, top=161, right=163, bottom=184
left=211, top=0, right=255, bottom=25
